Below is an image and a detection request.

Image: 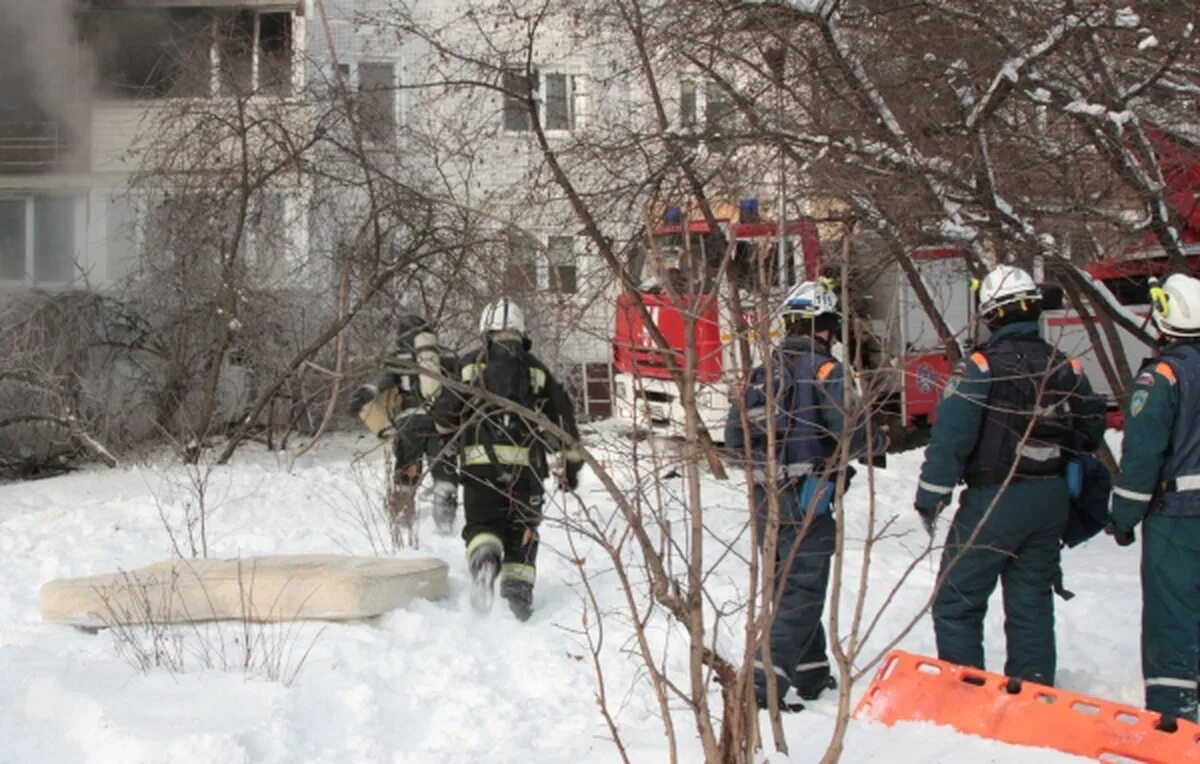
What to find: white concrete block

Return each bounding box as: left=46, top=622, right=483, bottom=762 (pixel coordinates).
left=41, top=554, right=448, bottom=629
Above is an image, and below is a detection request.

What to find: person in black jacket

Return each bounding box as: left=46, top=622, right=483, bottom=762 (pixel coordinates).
left=349, top=314, right=460, bottom=543
left=433, top=297, right=584, bottom=620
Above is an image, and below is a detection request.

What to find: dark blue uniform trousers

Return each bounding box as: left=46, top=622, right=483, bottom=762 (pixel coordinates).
left=933, top=477, right=1068, bottom=684
left=753, top=484, right=835, bottom=703
left=1142, top=516, right=1200, bottom=720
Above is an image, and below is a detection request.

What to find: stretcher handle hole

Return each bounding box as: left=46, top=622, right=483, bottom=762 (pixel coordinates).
left=1035, top=692, right=1057, bottom=704
left=1072, top=701, right=1101, bottom=715
left=961, top=674, right=986, bottom=687
left=881, top=656, right=901, bottom=681
left=1114, top=712, right=1139, bottom=725
left=915, top=662, right=941, bottom=676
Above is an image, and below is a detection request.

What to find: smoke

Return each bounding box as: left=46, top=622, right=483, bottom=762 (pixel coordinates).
left=0, top=0, right=90, bottom=144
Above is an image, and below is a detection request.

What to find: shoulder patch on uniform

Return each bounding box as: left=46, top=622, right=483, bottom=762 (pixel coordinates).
left=968, top=352, right=989, bottom=373
left=1130, top=389, right=1149, bottom=417
left=1154, top=362, right=1177, bottom=385
left=1135, top=371, right=1155, bottom=387
left=943, top=375, right=961, bottom=399
left=816, top=360, right=837, bottom=380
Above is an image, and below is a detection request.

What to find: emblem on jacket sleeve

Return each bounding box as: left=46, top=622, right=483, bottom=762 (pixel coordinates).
left=1130, top=389, right=1149, bottom=417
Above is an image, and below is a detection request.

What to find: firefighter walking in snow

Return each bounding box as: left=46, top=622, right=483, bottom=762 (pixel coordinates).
left=350, top=314, right=461, bottom=542
left=1109, top=273, right=1200, bottom=722
left=725, top=280, right=887, bottom=711
left=913, top=265, right=1105, bottom=685
left=433, top=297, right=584, bottom=620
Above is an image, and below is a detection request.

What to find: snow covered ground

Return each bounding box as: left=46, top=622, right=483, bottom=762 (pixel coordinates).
left=0, top=425, right=1141, bottom=763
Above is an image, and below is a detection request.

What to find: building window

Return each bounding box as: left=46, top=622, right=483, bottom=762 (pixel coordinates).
left=544, top=73, right=575, bottom=131
left=0, top=199, right=25, bottom=280
left=95, top=8, right=293, bottom=99
left=548, top=235, right=576, bottom=293
left=705, top=81, right=736, bottom=152
left=680, top=79, right=697, bottom=129
left=503, top=69, right=581, bottom=132
left=0, top=195, right=78, bottom=283
left=503, top=69, right=536, bottom=132
left=357, top=62, right=397, bottom=146
left=506, top=237, right=539, bottom=292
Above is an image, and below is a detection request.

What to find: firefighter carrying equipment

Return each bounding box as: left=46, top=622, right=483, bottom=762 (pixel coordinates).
left=962, top=336, right=1079, bottom=488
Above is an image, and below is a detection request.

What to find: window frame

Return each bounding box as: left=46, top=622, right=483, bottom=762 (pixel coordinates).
left=547, top=234, right=577, bottom=294
left=0, top=194, right=82, bottom=287
left=502, top=67, right=582, bottom=134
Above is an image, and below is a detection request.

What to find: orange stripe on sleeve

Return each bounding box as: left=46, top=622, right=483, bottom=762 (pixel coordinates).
left=969, top=352, right=990, bottom=373
left=816, top=361, right=837, bottom=380
left=1155, top=362, right=1177, bottom=384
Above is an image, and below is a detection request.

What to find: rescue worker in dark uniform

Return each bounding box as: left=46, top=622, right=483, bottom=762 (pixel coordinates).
left=350, top=314, right=461, bottom=542
left=433, top=297, right=584, bottom=620
left=1109, top=272, right=1200, bottom=723
left=725, top=280, right=887, bottom=711
left=914, top=264, right=1106, bottom=685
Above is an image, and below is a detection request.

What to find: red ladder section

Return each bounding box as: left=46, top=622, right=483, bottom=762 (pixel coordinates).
left=853, top=651, right=1200, bottom=763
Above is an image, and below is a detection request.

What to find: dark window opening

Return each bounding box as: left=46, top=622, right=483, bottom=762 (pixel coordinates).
left=358, top=62, right=396, bottom=146
left=680, top=80, right=697, bottom=128
left=549, top=235, right=576, bottom=293
left=505, top=238, right=538, bottom=292
left=0, top=200, right=25, bottom=280
left=217, top=11, right=255, bottom=96
left=544, top=73, right=573, bottom=131
left=503, top=69, right=535, bottom=132
left=257, top=13, right=292, bottom=96
left=95, top=9, right=213, bottom=98
left=705, top=81, right=735, bottom=152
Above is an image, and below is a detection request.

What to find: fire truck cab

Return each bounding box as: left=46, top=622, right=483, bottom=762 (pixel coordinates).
left=611, top=200, right=823, bottom=439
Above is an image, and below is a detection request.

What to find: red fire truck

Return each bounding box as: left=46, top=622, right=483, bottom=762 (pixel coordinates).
left=614, top=154, right=1200, bottom=440
left=611, top=200, right=822, bottom=438
left=863, top=244, right=1200, bottom=431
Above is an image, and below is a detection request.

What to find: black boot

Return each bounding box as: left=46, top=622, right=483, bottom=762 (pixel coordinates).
left=755, top=694, right=805, bottom=713
left=499, top=577, right=533, bottom=621
left=796, top=673, right=837, bottom=701
left=467, top=536, right=502, bottom=614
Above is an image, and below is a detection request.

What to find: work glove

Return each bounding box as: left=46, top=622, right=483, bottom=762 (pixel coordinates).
left=349, top=384, right=377, bottom=417
left=1105, top=522, right=1136, bottom=547
left=914, top=503, right=939, bottom=538
left=559, top=459, right=584, bottom=492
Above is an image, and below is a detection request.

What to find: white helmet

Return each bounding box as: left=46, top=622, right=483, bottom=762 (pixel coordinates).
left=977, top=265, right=1041, bottom=317
left=479, top=296, right=526, bottom=336
left=1151, top=273, right=1200, bottom=337
left=782, top=279, right=839, bottom=320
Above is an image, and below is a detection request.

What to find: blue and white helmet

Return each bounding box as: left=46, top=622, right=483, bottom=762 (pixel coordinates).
left=782, top=279, right=840, bottom=320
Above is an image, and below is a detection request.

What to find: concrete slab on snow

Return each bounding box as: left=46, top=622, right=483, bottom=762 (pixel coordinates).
left=41, top=554, right=449, bottom=628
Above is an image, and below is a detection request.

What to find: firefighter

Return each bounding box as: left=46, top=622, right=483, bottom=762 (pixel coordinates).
left=349, top=314, right=460, bottom=541
left=433, top=297, right=584, bottom=620
left=1109, top=272, right=1200, bottom=723
left=913, top=264, right=1106, bottom=685
left=725, top=280, right=887, bottom=711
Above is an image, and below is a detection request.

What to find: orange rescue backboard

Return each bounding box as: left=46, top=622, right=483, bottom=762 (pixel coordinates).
left=853, top=651, right=1200, bottom=763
